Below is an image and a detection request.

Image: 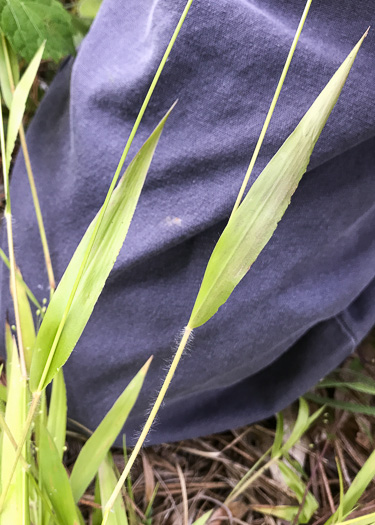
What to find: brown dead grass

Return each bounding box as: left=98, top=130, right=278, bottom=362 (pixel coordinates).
left=64, top=332, right=375, bottom=525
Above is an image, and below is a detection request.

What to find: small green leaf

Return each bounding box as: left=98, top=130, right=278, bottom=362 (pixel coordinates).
left=305, top=394, right=375, bottom=417
left=98, top=452, right=128, bottom=525
left=30, top=106, right=173, bottom=392
left=0, top=0, right=75, bottom=62
left=6, top=42, right=44, bottom=170
left=188, top=32, right=367, bottom=329
left=38, top=424, right=81, bottom=525
left=47, top=368, right=67, bottom=460
left=70, top=359, right=151, bottom=503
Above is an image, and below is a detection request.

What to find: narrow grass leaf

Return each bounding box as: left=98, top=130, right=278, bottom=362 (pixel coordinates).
left=325, top=448, right=375, bottom=525
left=29, top=107, right=173, bottom=392
left=278, top=462, right=318, bottom=523
left=47, top=368, right=67, bottom=460
left=192, top=511, right=213, bottom=525
left=188, top=32, right=367, bottom=329
left=5, top=42, right=45, bottom=169
left=251, top=504, right=300, bottom=521
left=92, top=476, right=102, bottom=525
left=0, top=36, right=17, bottom=108
left=98, top=452, right=128, bottom=525
left=38, top=424, right=82, bottom=525
left=272, top=412, right=284, bottom=457
left=306, top=394, right=375, bottom=416
left=70, top=358, right=151, bottom=503
left=335, top=513, right=375, bottom=525
left=11, top=266, right=36, bottom=371
left=0, top=326, right=29, bottom=524
left=283, top=399, right=325, bottom=453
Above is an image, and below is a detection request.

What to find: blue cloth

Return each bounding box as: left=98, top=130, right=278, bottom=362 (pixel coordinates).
left=1, top=0, right=374, bottom=446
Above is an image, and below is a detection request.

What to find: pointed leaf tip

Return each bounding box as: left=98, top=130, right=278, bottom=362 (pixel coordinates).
left=141, top=356, right=153, bottom=376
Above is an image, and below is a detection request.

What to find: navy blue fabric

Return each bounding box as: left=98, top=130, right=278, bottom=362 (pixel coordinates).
left=0, top=0, right=374, bottom=446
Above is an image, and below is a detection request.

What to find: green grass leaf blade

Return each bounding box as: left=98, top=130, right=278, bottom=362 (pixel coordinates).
left=70, top=359, right=150, bottom=503
left=29, top=106, right=173, bottom=393
left=38, top=424, right=82, bottom=525
left=12, top=266, right=36, bottom=372
left=47, top=368, right=67, bottom=460
left=278, top=462, right=318, bottom=523
left=325, top=449, right=375, bottom=524
left=188, top=31, right=367, bottom=329
left=251, top=504, right=300, bottom=521
left=0, top=327, right=29, bottom=523
left=0, top=36, right=15, bottom=108
left=191, top=510, right=213, bottom=525
left=305, top=394, right=375, bottom=416
left=5, top=42, right=45, bottom=170
left=98, top=452, right=128, bottom=525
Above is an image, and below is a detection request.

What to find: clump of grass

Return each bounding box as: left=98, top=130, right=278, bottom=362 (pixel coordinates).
left=0, top=0, right=373, bottom=524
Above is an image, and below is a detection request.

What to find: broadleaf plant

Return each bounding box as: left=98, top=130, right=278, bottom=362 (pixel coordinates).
left=0, top=0, right=75, bottom=62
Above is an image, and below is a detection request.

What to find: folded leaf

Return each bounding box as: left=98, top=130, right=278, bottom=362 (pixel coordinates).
left=30, top=106, right=173, bottom=392
left=188, top=32, right=367, bottom=329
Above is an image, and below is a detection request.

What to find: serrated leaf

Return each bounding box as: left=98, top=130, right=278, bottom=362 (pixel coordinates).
left=0, top=0, right=75, bottom=62
left=70, top=359, right=150, bottom=503
left=29, top=106, right=173, bottom=392
left=188, top=32, right=367, bottom=329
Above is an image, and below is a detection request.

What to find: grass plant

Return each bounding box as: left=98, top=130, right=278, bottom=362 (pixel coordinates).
left=0, top=0, right=373, bottom=523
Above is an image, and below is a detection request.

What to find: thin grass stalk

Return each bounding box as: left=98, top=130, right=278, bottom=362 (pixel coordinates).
left=0, top=248, right=42, bottom=310
left=101, top=326, right=192, bottom=525
left=229, top=0, right=312, bottom=219
left=0, top=412, right=29, bottom=470
left=0, top=98, right=27, bottom=379
left=36, top=0, right=195, bottom=393
left=1, top=34, right=56, bottom=296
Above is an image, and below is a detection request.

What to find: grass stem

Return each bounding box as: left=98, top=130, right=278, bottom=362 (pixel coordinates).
left=229, top=0, right=312, bottom=220
left=101, top=326, right=193, bottom=525
left=1, top=34, right=56, bottom=296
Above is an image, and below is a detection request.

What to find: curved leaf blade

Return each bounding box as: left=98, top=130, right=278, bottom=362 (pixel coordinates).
left=29, top=107, right=172, bottom=392
left=188, top=32, right=367, bottom=329
left=70, top=359, right=151, bottom=503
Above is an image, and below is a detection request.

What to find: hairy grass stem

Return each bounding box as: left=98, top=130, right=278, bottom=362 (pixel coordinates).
left=229, top=0, right=313, bottom=219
